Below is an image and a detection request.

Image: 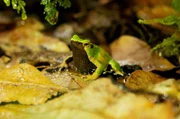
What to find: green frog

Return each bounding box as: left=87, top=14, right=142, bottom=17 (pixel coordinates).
left=61, top=35, right=124, bottom=80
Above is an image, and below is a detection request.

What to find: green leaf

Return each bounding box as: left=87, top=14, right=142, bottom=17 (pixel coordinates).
left=139, top=15, right=180, bottom=31
left=172, top=0, right=180, bottom=12
left=154, top=15, right=180, bottom=29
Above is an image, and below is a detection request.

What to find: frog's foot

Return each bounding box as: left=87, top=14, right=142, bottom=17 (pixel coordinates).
left=84, top=73, right=100, bottom=81
left=109, top=60, right=124, bottom=76
left=114, top=70, right=124, bottom=76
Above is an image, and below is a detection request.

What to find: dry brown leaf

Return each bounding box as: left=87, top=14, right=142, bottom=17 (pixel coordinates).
left=126, top=70, right=166, bottom=90
left=110, top=35, right=174, bottom=71
left=0, top=63, right=68, bottom=105
left=0, top=78, right=174, bottom=119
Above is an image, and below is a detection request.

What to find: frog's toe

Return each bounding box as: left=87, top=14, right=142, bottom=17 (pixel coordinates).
left=58, top=64, right=68, bottom=71
left=58, top=67, right=64, bottom=71
left=84, top=75, right=97, bottom=81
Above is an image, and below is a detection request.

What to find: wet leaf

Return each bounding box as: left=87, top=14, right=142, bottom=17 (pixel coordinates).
left=0, top=78, right=174, bottom=119
left=110, top=35, right=174, bottom=71
left=126, top=70, right=166, bottom=90
left=0, top=63, right=68, bottom=105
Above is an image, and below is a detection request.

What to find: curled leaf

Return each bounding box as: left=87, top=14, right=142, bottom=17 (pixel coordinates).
left=110, top=35, right=174, bottom=71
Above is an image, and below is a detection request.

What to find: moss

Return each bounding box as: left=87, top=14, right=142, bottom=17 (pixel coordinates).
left=3, top=0, right=71, bottom=25
left=152, top=35, right=180, bottom=57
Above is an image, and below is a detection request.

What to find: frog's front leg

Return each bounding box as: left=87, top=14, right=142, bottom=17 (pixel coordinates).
left=86, top=64, right=106, bottom=81
left=109, top=59, right=124, bottom=76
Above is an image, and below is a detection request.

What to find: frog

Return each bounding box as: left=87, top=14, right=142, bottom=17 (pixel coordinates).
left=61, top=34, right=124, bottom=80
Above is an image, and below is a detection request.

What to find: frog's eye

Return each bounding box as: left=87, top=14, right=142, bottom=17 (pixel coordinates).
left=83, top=43, right=89, bottom=46
left=84, top=43, right=93, bottom=49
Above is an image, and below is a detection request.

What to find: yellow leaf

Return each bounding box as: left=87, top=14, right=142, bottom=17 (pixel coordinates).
left=0, top=63, right=68, bottom=105
left=0, top=78, right=174, bottom=119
